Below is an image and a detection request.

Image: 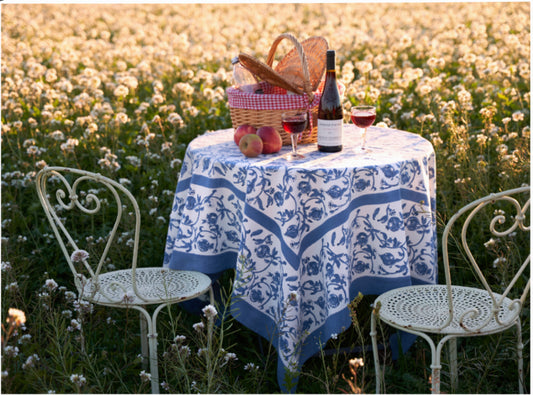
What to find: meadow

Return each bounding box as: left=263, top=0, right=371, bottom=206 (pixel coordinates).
left=1, top=3, right=530, bottom=394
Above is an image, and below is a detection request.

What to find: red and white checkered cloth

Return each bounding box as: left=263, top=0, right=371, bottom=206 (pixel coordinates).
left=227, top=82, right=321, bottom=110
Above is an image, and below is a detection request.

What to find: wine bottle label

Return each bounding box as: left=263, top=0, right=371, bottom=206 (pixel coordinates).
left=317, top=119, right=343, bottom=146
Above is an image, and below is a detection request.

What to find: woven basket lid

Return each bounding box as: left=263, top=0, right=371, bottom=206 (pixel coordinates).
left=238, top=53, right=301, bottom=94
left=238, top=33, right=326, bottom=101
left=272, top=36, right=328, bottom=92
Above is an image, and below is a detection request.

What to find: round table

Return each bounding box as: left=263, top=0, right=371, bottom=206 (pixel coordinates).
left=164, top=125, right=437, bottom=391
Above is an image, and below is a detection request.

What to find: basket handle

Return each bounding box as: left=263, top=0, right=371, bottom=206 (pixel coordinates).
left=266, top=33, right=314, bottom=102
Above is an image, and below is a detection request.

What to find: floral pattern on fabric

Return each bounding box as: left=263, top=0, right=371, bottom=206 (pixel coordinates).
left=164, top=126, right=437, bottom=389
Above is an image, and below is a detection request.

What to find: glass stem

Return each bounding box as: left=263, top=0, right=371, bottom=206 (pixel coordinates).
left=362, top=128, right=367, bottom=150
left=291, top=133, right=298, bottom=155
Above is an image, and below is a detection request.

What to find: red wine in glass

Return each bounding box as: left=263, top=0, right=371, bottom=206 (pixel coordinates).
left=282, top=118, right=307, bottom=134
left=281, top=112, right=308, bottom=160
left=351, top=111, right=376, bottom=129
left=351, top=106, right=376, bottom=151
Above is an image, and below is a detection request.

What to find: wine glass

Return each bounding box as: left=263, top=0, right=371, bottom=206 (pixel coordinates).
left=281, top=112, right=308, bottom=160
left=351, top=105, right=376, bottom=152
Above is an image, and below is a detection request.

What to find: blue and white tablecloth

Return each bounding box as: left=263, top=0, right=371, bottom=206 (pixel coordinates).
left=164, top=125, right=437, bottom=391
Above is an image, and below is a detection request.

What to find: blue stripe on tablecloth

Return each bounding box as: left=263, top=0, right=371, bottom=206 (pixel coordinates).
left=167, top=250, right=238, bottom=274
left=177, top=175, right=247, bottom=201
left=245, top=188, right=432, bottom=271
left=230, top=275, right=434, bottom=393
left=175, top=176, right=191, bottom=193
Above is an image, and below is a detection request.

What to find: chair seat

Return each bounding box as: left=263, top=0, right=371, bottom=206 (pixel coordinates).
left=82, top=268, right=212, bottom=306
left=375, top=284, right=518, bottom=335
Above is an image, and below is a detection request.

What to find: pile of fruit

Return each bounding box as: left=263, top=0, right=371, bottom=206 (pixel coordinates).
left=234, top=124, right=282, bottom=157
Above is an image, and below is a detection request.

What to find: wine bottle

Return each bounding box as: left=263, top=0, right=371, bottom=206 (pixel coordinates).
left=317, top=50, right=343, bottom=152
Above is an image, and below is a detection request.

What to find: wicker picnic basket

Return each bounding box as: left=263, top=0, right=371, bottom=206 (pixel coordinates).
left=226, top=33, right=328, bottom=146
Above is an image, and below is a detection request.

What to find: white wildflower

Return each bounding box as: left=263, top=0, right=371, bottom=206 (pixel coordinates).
left=288, top=291, right=298, bottom=302
left=64, top=291, right=77, bottom=302
left=179, top=345, right=191, bottom=358
left=1, top=262, right=12, bottom=272
left=5, top=282, right=19, bottom=292
left=170, top=159, right=182, bottom=169
left=493, top=257, right=507, bottom=268
left=3, top=346, right=19, bottom=357
left=512, top=111, right=524, bottom=122
left=60, top=138, right=79, bottom=153
left=484, top=238, right=497, bottom=248
left=49, top=130, right=65, bottom=141
left=202, top=304, right=217, bottom=321
left=113, top=85, right=129, bottom=97
left=126, top=155, right=141, bottom=167
left=44, top=279, right=59, bottom=292
left=67, top=319, right=82, bottom=332
left=70, top=249, right=89, bottom=263
left=224, top=352, right=238, bottom=363
left=349, top=357, right=364, bottom=367
left=18, top=334, right=32, bottom=344
left=355, top=61, right=372, bottom=74
left=139, top=370, right=152, bottom=383
left=167, top=112, right=184, bottom=126
left=70, top=374, right=87, bottom=386
left=22, top=354, right=40, bottom=369
left=244, top=362, right=259, bottom=371
left=496, top=144, right=508, bottom=155
left=115, top=112, right=129, bottom=124
left=62, top=310, right=73, bottom=318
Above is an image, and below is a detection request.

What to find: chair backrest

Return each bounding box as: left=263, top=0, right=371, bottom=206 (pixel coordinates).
left=441, top=186, right=530, bottom=332
left=36, top=166, right=142, bottom=301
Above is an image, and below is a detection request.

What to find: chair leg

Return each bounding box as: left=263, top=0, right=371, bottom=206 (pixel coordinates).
left=370, top=312, right=447, bottom=394
left=140, top=313, right=149, bottom=370
left=370, top=308, right=382, bottom=394
left=448, top=337, right=458, bottom=392
left=433, top=335, right=458, bottom=394
left=147, top=304, right=169, bottom=395
left=148, top=328, right=159, bottom=394
left=516, top=319, right=524, bottom=394
left=430, top=362, right=441, bottom=394
left=431, top=339, right=447, bottom=394
left=136, top=306, right=163, bottom=394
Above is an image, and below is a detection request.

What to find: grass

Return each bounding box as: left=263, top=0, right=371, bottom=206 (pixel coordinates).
left=1, top=3, right=530, bottom=394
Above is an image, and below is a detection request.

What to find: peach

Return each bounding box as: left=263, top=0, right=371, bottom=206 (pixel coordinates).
left=234, top=124, right=257, bottom=145
left=257, top=126, right=282, bottom=154
left=239, top=133, right=263, bottom=157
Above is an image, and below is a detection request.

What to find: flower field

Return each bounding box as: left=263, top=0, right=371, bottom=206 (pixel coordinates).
left=1, top=3, right=530, bottom=394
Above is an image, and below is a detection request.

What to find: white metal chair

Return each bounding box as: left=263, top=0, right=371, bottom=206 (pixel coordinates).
left=36, top=166, right=214, bottom=394
left=370, top=186, right=530, bottom=394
